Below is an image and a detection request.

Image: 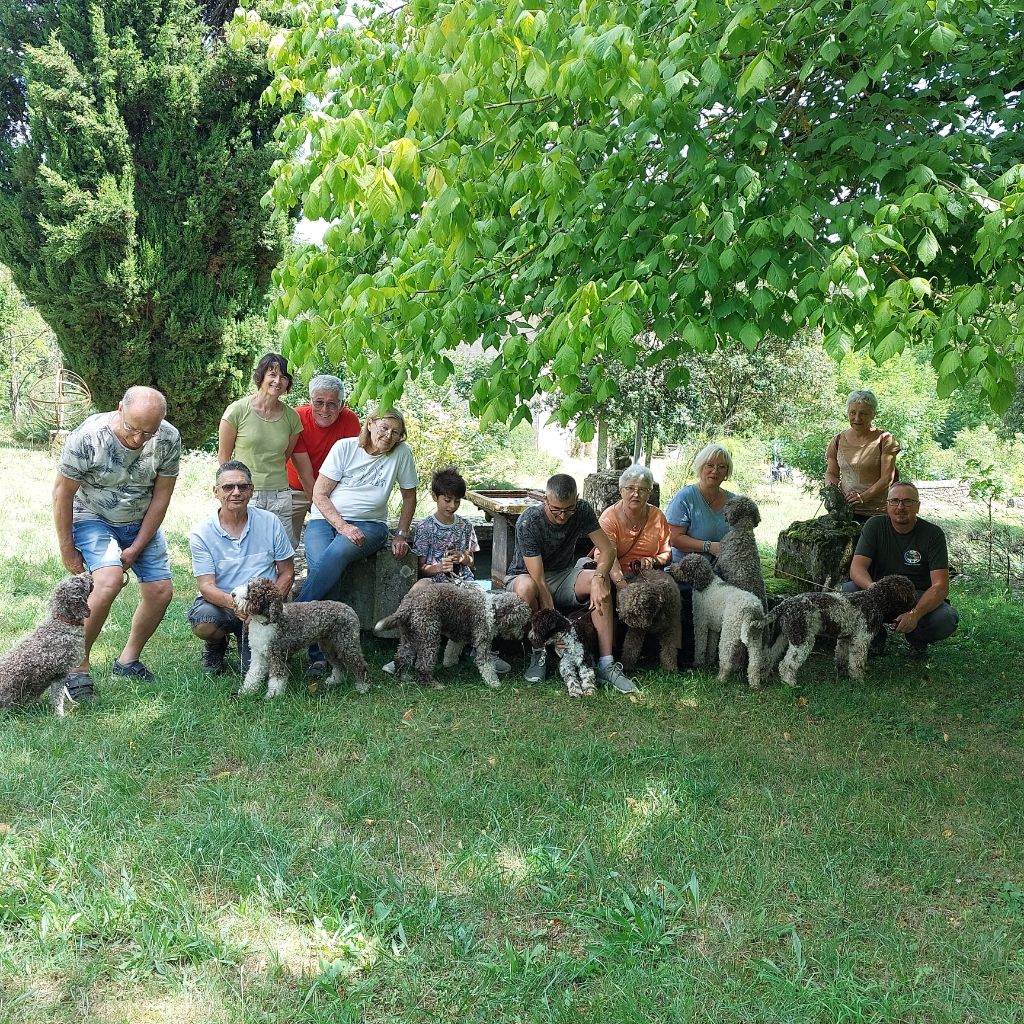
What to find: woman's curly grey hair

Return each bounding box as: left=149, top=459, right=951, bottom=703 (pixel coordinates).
left=619, top=464, right=655, bottom=491
left=846, top=389, right=878, bottom=413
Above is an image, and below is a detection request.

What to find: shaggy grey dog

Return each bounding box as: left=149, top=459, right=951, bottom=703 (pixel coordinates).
left=765, top=575, right=917, bottom=686
left=0, top=573, right=93, bottom=716
left=527, top=607, right=597, bottom=697
left=232, top=577, right=368, bottom=698
left=669, top=555, right=765, bottom=688
left=615, top=564, right=681, bottom=672
left=374, top=583, right=531, bottom=689
left=716, top=496, right=767, bottom=609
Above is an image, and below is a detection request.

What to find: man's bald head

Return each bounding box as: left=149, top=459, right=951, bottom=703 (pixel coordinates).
left=122, top=386, right=167, bottom=418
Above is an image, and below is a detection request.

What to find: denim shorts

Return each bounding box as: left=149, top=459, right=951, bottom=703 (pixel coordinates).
left=72, top=519, right=171, bottom=582
left=186, top=597, right=242, bottom=633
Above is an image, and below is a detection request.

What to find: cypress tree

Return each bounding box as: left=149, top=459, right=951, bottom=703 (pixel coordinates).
left=0, top=1, right=289, bottom=446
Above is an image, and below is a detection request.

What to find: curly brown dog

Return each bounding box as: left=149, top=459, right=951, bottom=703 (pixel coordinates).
left=375, top=584, right=531, bottom=688
left=765, top=575, right=917, bottom=686
left=231, top=577, right=368, bottom=698
left=0, top=573, right=93, bottom=716
left=615, top=564, right=681, bottom=672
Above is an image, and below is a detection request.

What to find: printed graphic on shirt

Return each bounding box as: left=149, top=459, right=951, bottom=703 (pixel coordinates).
left=904, top=549, right=922, bottom=565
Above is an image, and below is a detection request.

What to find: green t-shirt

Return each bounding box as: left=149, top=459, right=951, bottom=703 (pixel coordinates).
left=222, top=397, right=302, bottom=491
left=854, top=514, right=948, bottom=591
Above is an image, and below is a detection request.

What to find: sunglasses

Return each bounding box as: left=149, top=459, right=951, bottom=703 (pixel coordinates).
left=219, top=482, right=253, bottom=493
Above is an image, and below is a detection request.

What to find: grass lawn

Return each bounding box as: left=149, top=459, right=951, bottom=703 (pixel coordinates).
left=1, top=443, right=1022, bottom=1023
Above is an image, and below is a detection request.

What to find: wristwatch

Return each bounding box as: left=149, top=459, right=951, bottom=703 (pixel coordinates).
left=395, top=528, right=409, bottom=538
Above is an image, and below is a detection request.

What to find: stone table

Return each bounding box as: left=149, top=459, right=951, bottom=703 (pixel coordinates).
left=465, top=489, right=544, bottom=588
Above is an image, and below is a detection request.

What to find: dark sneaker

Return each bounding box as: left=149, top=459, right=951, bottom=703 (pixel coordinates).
left=524, top=648, right=547, bottom=683
left=112, top=659, right=156, bottom=682
left=202, top=638, right=228, bottom=675
left=906, top=638, right=929, bottom=660
left=64, top=671, right=96, bottom=705
left=306, top=659, right=329, bottom=680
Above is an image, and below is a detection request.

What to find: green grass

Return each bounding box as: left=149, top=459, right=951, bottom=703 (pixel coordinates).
left=1, top=443, right=1023, bottom=1023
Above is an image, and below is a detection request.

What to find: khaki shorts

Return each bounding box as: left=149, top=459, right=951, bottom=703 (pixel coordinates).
left=290, top=489, right=312, bottom=544
left=250, top=488, right=294, bottom=546
left=505, top=566, right=589, bottom=609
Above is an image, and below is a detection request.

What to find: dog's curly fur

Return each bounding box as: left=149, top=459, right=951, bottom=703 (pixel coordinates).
left=527, top=608, right=597, bottom=697
left=716, top=496, right=767, bottom=609
left=232, top=577, right=367, bottom=698
left=765, top=575, right=917, bottom=686
left=0, top=573, right=93, bottom=716
left=669, top=555, right=765, bottom=688
left=615, top=566, right=681, bottom=671
left=375, top=584, right=531, bottom=688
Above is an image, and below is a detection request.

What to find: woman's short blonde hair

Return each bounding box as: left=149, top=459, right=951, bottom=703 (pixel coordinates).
left=692, top=443, right=733, bottom=479
left=846, top=389, right=879, bottom=413
left=358, top=408, right=407, bottom=451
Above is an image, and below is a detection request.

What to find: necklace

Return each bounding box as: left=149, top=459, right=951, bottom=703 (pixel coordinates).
left=619, top=503, right=649, bottom=533
left=250, top=396, right=283, bottom=422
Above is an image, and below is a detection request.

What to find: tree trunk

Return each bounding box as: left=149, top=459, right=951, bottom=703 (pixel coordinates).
left=632, top=405, right=643, bottom=464
left=596, top=417, right=608, bottom=470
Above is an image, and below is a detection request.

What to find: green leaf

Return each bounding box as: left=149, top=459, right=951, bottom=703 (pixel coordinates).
left=609, top=306, right=636, bottom=347
left=917, top=229, right=939, bottom=266
left=739, top=322, right=761, bottom=351
left=525, top=55, right=549, bottom=93
left=929, top=23, right=958, bottom=54
left=737, top=53, right=775, bottom=98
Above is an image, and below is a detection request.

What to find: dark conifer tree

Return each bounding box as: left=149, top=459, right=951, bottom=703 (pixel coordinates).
left=0, top=1, right=289, bottom=445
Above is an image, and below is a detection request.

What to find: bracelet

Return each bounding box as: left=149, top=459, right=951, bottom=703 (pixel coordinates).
left=702, top=540, right=712, bottom=554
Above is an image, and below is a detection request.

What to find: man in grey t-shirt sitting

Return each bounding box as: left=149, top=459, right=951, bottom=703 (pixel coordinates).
left=505, top=474, right=637, bottom=693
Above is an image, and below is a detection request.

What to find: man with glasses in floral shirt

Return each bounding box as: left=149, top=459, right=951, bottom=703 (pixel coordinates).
left=845, top=480, right=959, bottom=658
left=505, top=473, right=637, bottom=692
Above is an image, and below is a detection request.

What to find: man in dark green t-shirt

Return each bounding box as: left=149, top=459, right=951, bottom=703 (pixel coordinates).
left=845, top=481, right=959, bottom=657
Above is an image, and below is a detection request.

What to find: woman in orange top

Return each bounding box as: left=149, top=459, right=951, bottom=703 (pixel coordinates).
left=598, top=465, right=672, bottom=587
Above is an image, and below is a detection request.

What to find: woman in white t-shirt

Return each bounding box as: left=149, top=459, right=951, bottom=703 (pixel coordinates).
left=295, top=409, right=418, bottom=674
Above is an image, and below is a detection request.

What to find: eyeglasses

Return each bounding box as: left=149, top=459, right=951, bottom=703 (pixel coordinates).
left=120, top=414, right=158, bottom=440
left=375, top=423, right=402, bottom=438
left=311, top=399, right=341, bottom=410
left=622, top=486, right=650, bottom=495
left=219, top=482, right=253, bottom=493
left=886, top=498, right=919, bottom=507
left=545, top=500, right=577, bottom=518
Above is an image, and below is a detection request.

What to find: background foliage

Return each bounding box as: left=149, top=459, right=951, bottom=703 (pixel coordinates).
left=239, top=0, right=1024, bottom=436
left=0, top=0, right=291, bottom=446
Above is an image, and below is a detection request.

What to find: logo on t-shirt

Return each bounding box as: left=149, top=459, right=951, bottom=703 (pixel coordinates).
left=903, top=549, right=922, bottom=566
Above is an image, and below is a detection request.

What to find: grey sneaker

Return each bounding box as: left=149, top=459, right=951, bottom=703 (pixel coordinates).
left=382, top=660, right=396, bottom=675
left=64, top=671, right=96, bottom=705
left=524, top=648, right=547, bottom=683
left=598, top=661, right=638, bottom=693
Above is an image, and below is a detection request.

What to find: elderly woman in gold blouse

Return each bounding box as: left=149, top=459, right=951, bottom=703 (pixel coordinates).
left=825, top=389, right=900, bottom=522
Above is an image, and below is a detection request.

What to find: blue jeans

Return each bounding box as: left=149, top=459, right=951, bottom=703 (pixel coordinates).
left=297, top=518, right=389, bottom=661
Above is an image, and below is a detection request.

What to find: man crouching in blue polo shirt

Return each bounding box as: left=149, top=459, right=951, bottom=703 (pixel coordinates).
left=187, top=460, right=295, bottom=675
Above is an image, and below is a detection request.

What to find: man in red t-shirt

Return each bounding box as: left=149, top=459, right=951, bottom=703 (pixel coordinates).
left=287, top=374, right=361, bottom=541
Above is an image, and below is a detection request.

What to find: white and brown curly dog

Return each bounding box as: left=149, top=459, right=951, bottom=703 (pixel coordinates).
left=374, top=583, right=531, bottom=689
left=716, top=496, right=767, bottom=609
left=669, top=555, right=765, bottom=689
left=615, top=563, right=681, bottom=672
left=0, top=573, right=93, bottom=716
left=765, top=575, right=917, bottom=686
left=231, top=577, right=368, bottom=698
left=527, top=607, right=598, bottom=697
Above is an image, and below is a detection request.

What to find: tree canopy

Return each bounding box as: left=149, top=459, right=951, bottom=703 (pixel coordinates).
left=0, top=0, right=290, bottom=446
left=239, top=0, right=1024, bottom=435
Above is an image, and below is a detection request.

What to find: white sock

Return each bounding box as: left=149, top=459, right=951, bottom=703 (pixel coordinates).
left=598, top=655, right=614, bottom=671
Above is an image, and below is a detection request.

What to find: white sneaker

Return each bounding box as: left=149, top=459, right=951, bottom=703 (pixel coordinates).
left=598, top=661, right=638, bottom=693
left=382, top=660, right=396, bottom=675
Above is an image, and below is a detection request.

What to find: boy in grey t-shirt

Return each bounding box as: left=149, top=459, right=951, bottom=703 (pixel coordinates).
left=504, top=473, right=637, bottom=693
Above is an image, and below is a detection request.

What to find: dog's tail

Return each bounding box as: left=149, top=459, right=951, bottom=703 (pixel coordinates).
left=374, top=608, right=408, bottom=636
